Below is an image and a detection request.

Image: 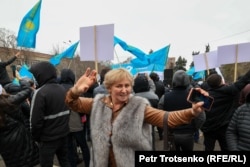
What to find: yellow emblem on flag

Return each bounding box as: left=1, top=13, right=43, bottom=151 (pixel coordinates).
left=24, top=20, right=35, bottom=32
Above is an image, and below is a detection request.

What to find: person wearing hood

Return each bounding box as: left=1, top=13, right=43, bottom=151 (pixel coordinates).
left=60, top=68, right=90, bottom=167
left=226, top=90, right=250, bottom=151
left=29, top=61, right=70, bottom=167
left=158, top=70, right=206, bottom=151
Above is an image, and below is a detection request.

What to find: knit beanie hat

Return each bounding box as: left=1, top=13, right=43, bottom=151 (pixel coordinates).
left=172, top=70, right=190, bottom=88
left=133, top=75, right=150, bottom=93
left=206, top=74, right=222, bottom=88
left=4, top=83, right=21, bottom=95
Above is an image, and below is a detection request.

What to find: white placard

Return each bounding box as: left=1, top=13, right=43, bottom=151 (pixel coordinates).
left=80, top=24, right=114, bottom=61
left=193, top=50, right=219, bottom=72
left=217, top=42, right=250, bottom=65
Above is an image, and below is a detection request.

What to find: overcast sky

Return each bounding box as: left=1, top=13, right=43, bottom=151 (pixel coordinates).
left=1, top=0, right=250, bottom=65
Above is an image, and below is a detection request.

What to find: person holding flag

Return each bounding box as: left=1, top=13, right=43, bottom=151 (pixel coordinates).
left=0, top=51, right=21, bottom=88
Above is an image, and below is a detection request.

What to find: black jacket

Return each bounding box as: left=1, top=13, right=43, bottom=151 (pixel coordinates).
left=226, top=102, right=250, bottom=151
left=29, top=62, right=70, bottom=142
left=201, top=69, right=250, bottom=133
left=163, top=87, right=205, bottom=134
left=0, top=56, right=17, bottom=86
left=154, top=80, right=165, bottom=99
left=0, top=80, right=39, bottom=167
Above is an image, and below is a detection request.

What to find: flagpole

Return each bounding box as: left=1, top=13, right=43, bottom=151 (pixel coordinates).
left=204, top=53, right=210, bottom=76
left=114, top=48, right=122, bottom=68
left=94, top=25, right=98, bottom=72
left=74, top=58, right=77, bottom=80
left=65, top=40, right=73, bottom=69
left=234, top=44, right=238, bottom=82
left=68, top=59, right=73, bottom=69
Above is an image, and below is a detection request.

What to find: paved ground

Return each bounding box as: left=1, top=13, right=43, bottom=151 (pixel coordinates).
left=0, top=131, right=220, bottom=167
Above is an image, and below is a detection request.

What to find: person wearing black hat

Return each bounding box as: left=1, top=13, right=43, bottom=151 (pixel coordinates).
left=29, top=61, right=70, bottom=167
left=60, top=68, right=90, bottom=167
left=201, top=70, right=250, bottom=151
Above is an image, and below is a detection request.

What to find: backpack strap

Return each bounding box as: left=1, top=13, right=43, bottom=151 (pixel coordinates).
left=163, top=112, right=176, bottom=151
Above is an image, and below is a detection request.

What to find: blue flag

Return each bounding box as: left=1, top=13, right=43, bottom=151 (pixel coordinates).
left=193, top=71, right=205, bottom=80
left=17, top=0, right=42, bottom=48
left=126, top=45, right=147, bottom=61
left=135, top=64, right=155, bottom=74
left=50, top=41, right=79, bottom=66
left=152, top=64, right=165, bottom=72
left=114, top=36, right=127, bottom=48
left=186, top=66, right=195, bottom=76
left=114, top=36, right=147, bottom=61
left=131, top=57, right=149, bottom=68
left=148, top=45, right=170, bottom=66
left=111, top=63, right=137, bottom=76
left=130, top=45, right=170, bottom=69
left=186, top=66, right=205, bottom=80
left=19, top=64, right=33, bottom=79
left=12, top=78, right=20, bottom=85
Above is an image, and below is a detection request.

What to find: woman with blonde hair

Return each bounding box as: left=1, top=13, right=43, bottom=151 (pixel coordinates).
left=65, top=68, right=207, bottom=167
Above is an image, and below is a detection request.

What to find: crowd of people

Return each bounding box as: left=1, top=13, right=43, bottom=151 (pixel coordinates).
left=1, top=53, right=250, bottom=167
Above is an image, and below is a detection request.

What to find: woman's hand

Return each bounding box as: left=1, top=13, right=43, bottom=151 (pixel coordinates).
left=72, top=68, right=97, bottom=95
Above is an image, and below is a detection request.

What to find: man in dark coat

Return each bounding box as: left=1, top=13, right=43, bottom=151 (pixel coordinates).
left=60, top=68, right=90, bottom=167
left=201, top=70, right=250, bottom=151
left=149, top=72, right=165, bottom=140
left=159, top=70, right=205, bottom=151
left=29, top=61, right=70, bottom=167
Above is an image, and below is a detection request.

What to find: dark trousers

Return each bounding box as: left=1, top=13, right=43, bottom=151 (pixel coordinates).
left=39, top=136, right=70, bottom=167
left=194, top=130, right=200, bottom=142
left=174, top=133, right=194, bottom=151
left=203, top=126, right=228, bottom=151
left=84, top=115, right=91, bottom=141
left=68, top=130, right=90, bottom=167
left=157, top=127, right=163, bottom=140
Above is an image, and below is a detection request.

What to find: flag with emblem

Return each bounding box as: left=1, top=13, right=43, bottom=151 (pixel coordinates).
left=17, top=0, right=42, bottom=48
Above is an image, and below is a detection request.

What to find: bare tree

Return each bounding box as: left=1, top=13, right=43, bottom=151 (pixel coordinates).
left=0, top=28, right=16, bottom=49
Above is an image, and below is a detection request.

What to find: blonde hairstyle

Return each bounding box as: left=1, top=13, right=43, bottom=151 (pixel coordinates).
left=103, top=68, right=134, bottom=90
